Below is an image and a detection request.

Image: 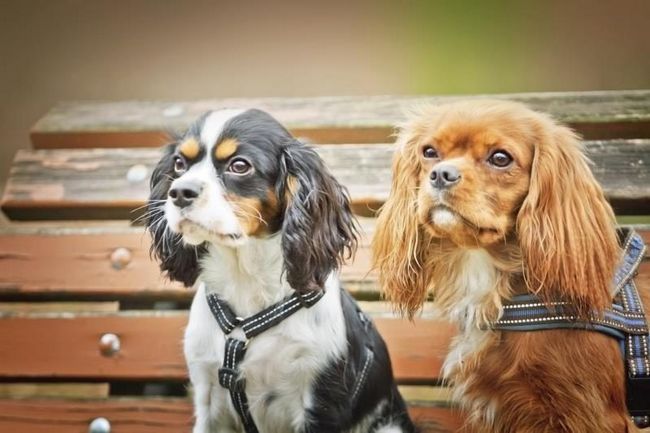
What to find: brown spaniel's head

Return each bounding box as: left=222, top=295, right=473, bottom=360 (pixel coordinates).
left=373, top=100, right=619, bottom=317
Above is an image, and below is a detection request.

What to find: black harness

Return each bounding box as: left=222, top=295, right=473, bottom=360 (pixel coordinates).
left=490, top=229, right=649, bottom=428
left=206, top=289, right=325, bottom=433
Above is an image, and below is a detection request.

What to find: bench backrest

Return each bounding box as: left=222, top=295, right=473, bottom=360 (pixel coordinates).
left=0, top=90, right=648, bottom=433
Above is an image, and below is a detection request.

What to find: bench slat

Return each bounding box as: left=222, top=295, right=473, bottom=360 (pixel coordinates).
left=0, top=399, right=191, bottom=433
left=30, top=90, right=650, bottom=148
left=0, top=231, right=185, bottom=300
left=0, top=219, right=377, bottom=300
left=0, top=398, right=461, bottom=433
left=0, top=384, right=109, bottom=399
left=1, top=225, right=646, bottom=301
left=0, top=312, right=454, bottom=383
left=3, top=139, right=648, bottom=221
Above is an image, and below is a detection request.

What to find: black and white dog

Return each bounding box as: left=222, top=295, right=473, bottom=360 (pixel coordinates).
left=146, top=109, right=416, bottom=433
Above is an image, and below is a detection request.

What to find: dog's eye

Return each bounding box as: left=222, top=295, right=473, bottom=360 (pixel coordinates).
left=173, top=156, right=187, bottom=174
left=228, top=158, right=252, bottom=175
left=423, top=146, right=439, bottom=159
left=488, top=151, right=513, bottom=168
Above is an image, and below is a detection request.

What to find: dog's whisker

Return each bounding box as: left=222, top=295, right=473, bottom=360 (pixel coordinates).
left=233, top=202, right=268, bottom=226
left=134, top=208, right=165, bottom=223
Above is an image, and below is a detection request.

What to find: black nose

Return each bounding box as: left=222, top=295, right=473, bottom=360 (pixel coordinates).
left=169, top=181, right=201, bottom=209
left=430, top=164, right=461, bottom=189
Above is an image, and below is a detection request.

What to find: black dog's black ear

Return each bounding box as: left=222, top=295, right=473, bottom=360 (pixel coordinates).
left=146, top=143, right=204, bottom=287
left=279, top=141, right=359, bottom=293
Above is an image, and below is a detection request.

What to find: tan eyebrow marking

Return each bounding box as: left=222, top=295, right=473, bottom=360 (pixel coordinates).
left=215, top=138, right=239, bottom=161
left=179, top=138, right=201, bottom=160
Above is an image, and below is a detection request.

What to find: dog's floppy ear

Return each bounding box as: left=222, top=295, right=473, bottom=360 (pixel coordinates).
left=279, top=141, right=358, bottom=293
left=146, top=143, right=204, bottom=287
left=516, top=122, right=619, bottom=315
left=372, top=128, right=432, bottom=319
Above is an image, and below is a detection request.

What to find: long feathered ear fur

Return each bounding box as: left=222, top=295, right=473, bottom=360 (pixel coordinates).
left=279, top=141, right=358, bottom=293
left=372, top=126, right=432, bottom=318
left=146, top=143, right=205, bottom=287
left=517, top=121, right=619, bottom=315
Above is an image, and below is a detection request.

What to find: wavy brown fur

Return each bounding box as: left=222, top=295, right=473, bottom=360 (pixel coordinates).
left=372, top=100, right=638, bottom=432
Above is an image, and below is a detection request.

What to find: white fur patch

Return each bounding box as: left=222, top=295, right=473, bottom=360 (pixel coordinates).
left=431, top=207, right=458, bottom=227
left=184, top=237, right=349, bottom=433
left=375, top=426, right=405, bottom=433
left=166, top=109, right=249, bottom=245
left=165, top=156, right=243, bottom=243
left=200, top=109, right=246, bottom=148
left=442, top=249, right=498, bottom=379
left=348, top=400, right=401, bottom=433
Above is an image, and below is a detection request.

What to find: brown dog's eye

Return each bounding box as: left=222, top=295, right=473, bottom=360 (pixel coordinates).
left=228, top=158, right=252, bottom=175
left=488, top=151, right=513, bottom=168
left=423, top=146, right=439, bottom=159
left=173, top=156, right=187, bottom=174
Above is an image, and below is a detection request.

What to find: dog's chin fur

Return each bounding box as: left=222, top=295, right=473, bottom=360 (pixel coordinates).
left=373, top=100, right=643, bottom=432
left=176, top=220, right=248, bottom=248
left=146, top=109, right=416, bottom=433
left=422, top=206, right=505, bottom=248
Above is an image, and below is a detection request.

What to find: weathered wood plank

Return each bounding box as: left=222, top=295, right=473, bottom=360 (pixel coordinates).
left=0, top=219, right=378, bottom=300
left=2, top=139, right=648, bottom=221
left=0, top=224, right=647, bottom=301
left=0, top=302, right=119, bottom=313
left=0, top=398, right=194, bottom=433
left=0, top=398, right=461, bottom=433
left=0, top=383, right=109, bottom=399
left=30, top=90, right=650, bottom=149
left=0, top=230, right=186, bottom=300
left=0, top=312, right=454, bottom=383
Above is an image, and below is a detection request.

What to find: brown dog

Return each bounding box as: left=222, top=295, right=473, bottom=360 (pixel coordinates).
left=373, top=100, right=648, bottom=432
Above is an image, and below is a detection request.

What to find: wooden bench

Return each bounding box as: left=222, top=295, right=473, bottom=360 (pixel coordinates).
left=0, top=90, right=648, bottom=433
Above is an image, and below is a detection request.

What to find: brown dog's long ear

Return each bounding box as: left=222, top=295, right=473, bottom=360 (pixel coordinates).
left=372, top=133, right=431, bottom=319
left=516, top=121, right=619, bottom=315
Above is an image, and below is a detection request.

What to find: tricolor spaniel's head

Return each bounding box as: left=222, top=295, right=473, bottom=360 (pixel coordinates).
left=147, top=109, right=357, bottom=291
left=373, top=100, right=619, bottom=317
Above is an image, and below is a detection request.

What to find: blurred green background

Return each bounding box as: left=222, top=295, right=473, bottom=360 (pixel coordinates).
left=1, top=0, right=649, bottom=199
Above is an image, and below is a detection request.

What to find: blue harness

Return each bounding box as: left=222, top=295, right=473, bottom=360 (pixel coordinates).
left=490, top=229, right=649, bottom=428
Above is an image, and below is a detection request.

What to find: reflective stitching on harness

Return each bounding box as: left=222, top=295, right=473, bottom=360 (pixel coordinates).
left=241, top=291, right=321, bottom=330
left=636, top=416, right=650, bottom=428
left=242, top=291, right=321, bottom=330
left=615, top=231, right=644, bottom=294
left=244, top=302, right=302, bottom=334
left=206, top=289, right=326, bottom=433
left=208, top=295, right=230, bottom=331
left=242, top=299, right=299, bottom=331
left=351, top=347, right=374, bottom=402
left=489, top=229, right=649, bottom=428
left=213, top=297, right=236, bottom=330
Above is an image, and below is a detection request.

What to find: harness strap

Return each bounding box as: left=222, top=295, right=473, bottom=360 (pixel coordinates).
left=351, top=346, right=375, bottom=404
left=492, top=297, right=647, bottom=338
left=220, top=338, right=257, bottom=433
left=207, top=289, right=324, bottom=337
left=618, top=231, right=650, bottom=428
left=206, top=289, right=325, bottom=433
left=490, top=229, right=649, bottom=428
left=614, top=229, right=646, bottom=292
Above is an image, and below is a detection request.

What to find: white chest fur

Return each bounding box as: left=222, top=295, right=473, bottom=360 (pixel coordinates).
left=440, top=249, right=500, bottom=379
left=183, top=237, right=347, bottom=433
